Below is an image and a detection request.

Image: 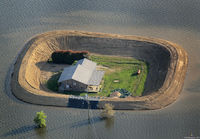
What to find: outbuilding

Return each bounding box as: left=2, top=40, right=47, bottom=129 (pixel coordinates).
left=58, top=58, right=104, bottom=92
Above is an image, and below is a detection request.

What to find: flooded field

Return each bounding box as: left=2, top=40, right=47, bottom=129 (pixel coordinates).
left=0, top=0, right=200, bottom=138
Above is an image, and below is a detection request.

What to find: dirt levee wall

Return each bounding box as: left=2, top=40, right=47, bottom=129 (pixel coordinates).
left=67, top=36, right=171, bottom=95
left=11, top=30, right=188, bottom=110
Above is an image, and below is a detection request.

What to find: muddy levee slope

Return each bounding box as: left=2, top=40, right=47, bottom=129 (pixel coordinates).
left=11, top=30, right=188, bottom=110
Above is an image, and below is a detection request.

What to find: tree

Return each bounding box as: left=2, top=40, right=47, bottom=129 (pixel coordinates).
left=51, top=50, right=89, bottom=64
left=34, top=111, right=47, bottom=128
left=100, top=103, right=115, bottom=119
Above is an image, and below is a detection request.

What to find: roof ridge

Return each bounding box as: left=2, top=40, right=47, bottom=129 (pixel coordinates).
left=72, top=64, right=94, bottom=84
left=58, top=58, right=102, bottom=85
left=71, top=64, right=79, bottom=80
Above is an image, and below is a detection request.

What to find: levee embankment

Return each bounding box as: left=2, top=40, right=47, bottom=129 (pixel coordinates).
left=11, top=30, right=188, bottom=110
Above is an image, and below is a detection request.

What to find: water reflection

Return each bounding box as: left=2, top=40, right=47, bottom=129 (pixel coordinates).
left=104, top=117, right=114, bottom=129
left=34, top=127, right=47, bottom=138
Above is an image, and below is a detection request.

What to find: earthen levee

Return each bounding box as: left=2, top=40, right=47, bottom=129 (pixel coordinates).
left=11, top=30, right=188, bottom=110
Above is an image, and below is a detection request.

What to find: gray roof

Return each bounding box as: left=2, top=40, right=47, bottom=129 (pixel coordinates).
left=75, top=58, right=96, bottom=70
left=88, top=70, right=105, bottom=85
left=58, top=65, right=76, bottom=83
left=58, top=58, right=104, bottom=86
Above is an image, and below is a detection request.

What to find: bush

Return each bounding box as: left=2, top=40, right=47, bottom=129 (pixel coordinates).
left=34, top=111, right=47, bottom=128
left=111, top=88, right=131, bottom=98
left=46, top=72, right=61, bottom=92
left=100, top=103, right=115, bottom=119
left=51, top=50, right=89, bottom=64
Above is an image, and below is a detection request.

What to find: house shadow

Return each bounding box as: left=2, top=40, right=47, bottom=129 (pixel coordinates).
left=63, top=91, right=86, bottom=96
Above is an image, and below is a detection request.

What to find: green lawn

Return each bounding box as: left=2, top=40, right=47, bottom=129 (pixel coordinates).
left=89, top=54, right=148, bottom=96
left=46, top=72, right=61, bottom=92
left=46, top=54, right=148, bottom=97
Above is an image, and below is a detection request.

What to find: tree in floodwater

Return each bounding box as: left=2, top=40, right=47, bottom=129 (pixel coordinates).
left=100, top=103, right=115, bottom=119
left=34, top=111, right=47, bottom=128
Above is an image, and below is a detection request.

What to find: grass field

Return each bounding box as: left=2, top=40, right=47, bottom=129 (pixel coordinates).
left=46, top=54, right=148, bottom=97
left=89, top=54, right=148, bottom=96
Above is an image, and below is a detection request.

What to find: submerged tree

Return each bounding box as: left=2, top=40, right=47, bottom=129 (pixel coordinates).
left=34, top=111, right=47, bottom=128
left=100, top=103, right=115, bottom=119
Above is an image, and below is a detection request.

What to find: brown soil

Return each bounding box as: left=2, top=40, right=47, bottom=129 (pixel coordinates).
left=37, top=62, right=69, bottom=92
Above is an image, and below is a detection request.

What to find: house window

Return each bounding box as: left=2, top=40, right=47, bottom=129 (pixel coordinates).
left=73, top=82, right=76, bottom=86
left=66, top=85, right=69, bottom=88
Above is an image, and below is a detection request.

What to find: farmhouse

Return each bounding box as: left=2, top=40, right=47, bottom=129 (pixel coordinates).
left=58, top=58, right=104, bottom=92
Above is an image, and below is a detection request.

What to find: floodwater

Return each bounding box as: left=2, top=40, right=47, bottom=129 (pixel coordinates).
left=0, top=0, right=200, bottom=138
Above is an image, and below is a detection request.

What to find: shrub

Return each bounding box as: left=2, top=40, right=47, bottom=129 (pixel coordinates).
left=51, top=50, right=89, bottom=64
left=100, top=103, right=115, bottom=119
left=46, top=72, right=61, bottom=91
left=34, top=111, right=47, bottom=128
left=111, top=88, right=131, bottom=98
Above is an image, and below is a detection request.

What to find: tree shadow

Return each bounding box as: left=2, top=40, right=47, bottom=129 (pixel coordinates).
left=2, top=125, right=47, bottom=138
left=71, top=116, right=114, bottom=129
left=2, top=117, right=113, bottom=138
left=131, top=72, right=139, bottom=76
left=71, top=116, right=103, bottom=128
left=2, top=125, right=36, bottom=137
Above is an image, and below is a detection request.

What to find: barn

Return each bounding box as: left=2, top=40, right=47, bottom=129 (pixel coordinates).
left=58, top=58, right=104, bottom=92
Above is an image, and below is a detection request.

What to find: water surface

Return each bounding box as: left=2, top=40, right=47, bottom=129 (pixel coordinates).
left=0, top=0, right=200, bottom=138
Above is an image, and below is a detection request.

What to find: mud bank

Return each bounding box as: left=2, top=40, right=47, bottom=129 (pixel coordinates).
left=11, top=30, right=188, bottom=110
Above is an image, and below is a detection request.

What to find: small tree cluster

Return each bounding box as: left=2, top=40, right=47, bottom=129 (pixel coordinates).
left=51, top=50, right=89, bottom=64
left=34, top=111, right=47, bottom=128
left=100, top=103, right=115, bottom=119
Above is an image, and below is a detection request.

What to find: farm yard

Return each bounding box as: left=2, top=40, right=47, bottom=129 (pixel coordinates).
left=46, top=54, right=148, bottom=97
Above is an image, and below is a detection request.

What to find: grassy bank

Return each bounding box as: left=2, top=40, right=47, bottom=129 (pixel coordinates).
left=46, top=54, right=148, bottom=97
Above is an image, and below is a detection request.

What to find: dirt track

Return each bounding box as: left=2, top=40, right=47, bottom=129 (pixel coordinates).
left=11, top=30, right=188, bottom=110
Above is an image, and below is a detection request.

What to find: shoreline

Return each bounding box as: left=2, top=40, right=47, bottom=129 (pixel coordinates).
left=10, top=30, right=188, bottom=110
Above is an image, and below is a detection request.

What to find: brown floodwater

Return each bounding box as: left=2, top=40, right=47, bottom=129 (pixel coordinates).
left=0, top=0, right=200, bottom=138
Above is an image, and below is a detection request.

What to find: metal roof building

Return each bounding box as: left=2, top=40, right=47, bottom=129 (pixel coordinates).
left=58, top=58, right=104, bottom=86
